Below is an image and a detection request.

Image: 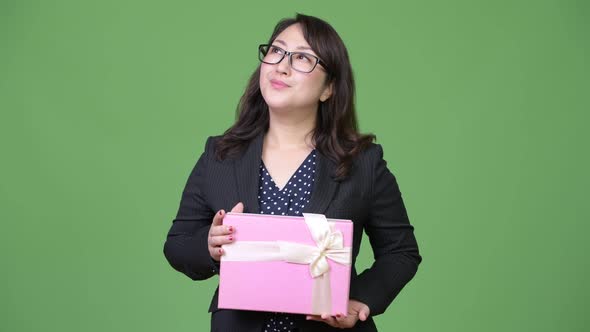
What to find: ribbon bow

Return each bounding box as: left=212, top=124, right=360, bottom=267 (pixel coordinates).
left=277, top=213, right=351, bottom=278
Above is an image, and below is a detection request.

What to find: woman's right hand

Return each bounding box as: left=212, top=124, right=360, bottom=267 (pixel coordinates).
left=208, top=202, right=244, bottom=261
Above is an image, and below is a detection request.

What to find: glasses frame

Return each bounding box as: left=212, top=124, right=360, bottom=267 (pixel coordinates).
left=258, top=44, right=328, bottom=73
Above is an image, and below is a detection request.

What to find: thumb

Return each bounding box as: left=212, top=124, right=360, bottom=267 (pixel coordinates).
left=358, top=307, right=369, bottom=321
left=231, top=202, right=244, bottom=213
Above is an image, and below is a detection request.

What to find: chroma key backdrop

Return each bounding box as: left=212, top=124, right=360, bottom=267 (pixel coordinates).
left=1, top=1, right=588, bottom=331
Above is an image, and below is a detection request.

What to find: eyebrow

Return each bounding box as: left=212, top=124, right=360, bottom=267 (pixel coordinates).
left=274, top=39, right=315, bottom=52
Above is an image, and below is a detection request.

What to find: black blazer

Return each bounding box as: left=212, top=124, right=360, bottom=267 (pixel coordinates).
left=163, top=132, right=422, bottom=332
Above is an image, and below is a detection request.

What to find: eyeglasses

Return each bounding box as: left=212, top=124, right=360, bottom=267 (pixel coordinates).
left=258, top=44, right=327, bottom=73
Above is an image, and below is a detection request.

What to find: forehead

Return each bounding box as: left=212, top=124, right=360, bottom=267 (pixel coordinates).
left=272, top=24, right=313, bottom=51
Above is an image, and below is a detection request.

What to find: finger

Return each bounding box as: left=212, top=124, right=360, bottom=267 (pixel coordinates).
left=208, top=234, right=234, bottom=247
left=230, top=202, right=244, bottom=213
left=306, top=315, right=338, bottom=328
left=334, top=313, right=355, bottom=328
left=210, top=247, right=223, bottom=261
left=212, top=210, right=224, bottom=226
left=334, top=312, right=348, bottom=322
left=320, top=314, right=339, bottom=327
left=335, top=312, right=348, bottom=319
left=209, top=224, right=234, bottom=237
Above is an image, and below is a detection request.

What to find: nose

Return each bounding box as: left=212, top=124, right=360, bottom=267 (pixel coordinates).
left=275, top=53, right=291, bottom=75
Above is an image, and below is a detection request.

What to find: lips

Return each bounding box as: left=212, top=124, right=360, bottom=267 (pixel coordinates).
left=270, top=79, right=290, bottom=89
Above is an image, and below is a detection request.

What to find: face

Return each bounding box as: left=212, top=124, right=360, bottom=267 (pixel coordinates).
left=259, top=24, right=333, bottom=113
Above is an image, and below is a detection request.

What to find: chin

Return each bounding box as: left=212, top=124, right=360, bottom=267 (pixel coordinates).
left=264, top=100, right=292, bottom=111
left=261, top=92, right=291, bottom=110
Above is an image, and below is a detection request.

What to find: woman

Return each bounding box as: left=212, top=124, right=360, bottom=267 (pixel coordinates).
left=163, top=13, right=421, bottom=332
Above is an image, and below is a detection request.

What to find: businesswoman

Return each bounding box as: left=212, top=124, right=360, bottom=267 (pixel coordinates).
left=163, top=13, right=421, bottom=332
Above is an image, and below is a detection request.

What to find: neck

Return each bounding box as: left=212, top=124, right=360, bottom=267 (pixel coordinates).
left=265, top=106, right=317, bottom=150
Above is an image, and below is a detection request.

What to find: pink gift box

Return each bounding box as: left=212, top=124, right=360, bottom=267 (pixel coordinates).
left=218, top=212, right=353, bottom=316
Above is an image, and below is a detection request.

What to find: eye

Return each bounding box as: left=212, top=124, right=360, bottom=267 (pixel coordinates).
left=269, top=46, right=283, bottom=54
left=295, top=53, right=312, bottom=62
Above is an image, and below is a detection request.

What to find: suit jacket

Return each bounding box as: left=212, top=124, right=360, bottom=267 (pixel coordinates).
left=163, top=132, right=422, bottom=332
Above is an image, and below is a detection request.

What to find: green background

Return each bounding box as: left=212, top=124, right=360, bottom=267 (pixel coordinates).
left=1, top=0, right=588, bottom=331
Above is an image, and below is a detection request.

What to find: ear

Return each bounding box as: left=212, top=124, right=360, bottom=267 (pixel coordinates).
left=319, top=82, right=334, bottom=102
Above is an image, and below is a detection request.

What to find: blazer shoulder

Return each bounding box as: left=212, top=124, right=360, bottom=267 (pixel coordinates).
left=202, top=135, right=224, bottom=156
left=355, top=142, right=400, bottom=179
left=344, top=143, right=385, bottom=182
left=359, top=142, right=385, bottom=162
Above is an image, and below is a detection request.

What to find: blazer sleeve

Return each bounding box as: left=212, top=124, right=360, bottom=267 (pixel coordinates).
left=163, top=136, right=219, bottom=280
left=349, top=144, right=422, bottom=316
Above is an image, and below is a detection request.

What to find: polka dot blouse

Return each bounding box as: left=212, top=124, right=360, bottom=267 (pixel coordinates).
left=258, top=149, right=317, bottom=332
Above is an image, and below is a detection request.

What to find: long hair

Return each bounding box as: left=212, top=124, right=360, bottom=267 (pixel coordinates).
left=215, top=13, right=375, bottom=180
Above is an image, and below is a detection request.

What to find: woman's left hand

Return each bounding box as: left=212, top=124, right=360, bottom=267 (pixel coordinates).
left=305, top=299, right=370, bottom=328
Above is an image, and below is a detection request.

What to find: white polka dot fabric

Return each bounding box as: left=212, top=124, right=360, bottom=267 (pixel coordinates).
left=258, top=149, right=316, bottom=332
left=258, top=150, right=316, bottom=217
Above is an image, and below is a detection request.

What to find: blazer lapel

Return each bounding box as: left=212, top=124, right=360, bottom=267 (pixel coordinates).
left=234, top=132, right=264, bottom=214
left=302, top=149, right=339, bottom=214
left=234, top=131, right=340, bottom=215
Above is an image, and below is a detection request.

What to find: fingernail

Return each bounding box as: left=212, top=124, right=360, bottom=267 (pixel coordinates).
left=228, top=226, right=233, bottom=232
left=218, top=248, right=222, bottom=255
left=336, top=314, right=341, bottom=318
left=218, top=210, right=223, bottom=216
left=228, top=235, right=233, bottom=241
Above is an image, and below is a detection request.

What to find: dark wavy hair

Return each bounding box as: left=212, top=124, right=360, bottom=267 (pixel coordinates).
left=215, top=13, right=375, bottom=180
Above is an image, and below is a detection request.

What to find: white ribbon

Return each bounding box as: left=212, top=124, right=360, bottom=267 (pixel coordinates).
left=222, top=213, right=352, bottom=314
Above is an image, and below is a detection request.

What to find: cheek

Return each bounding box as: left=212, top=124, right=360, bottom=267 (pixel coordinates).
left=302, top=76, right=327, bottom=98
left=259, top=67, right=271, bottom=94
left=259, top=64, right=272, bottom=81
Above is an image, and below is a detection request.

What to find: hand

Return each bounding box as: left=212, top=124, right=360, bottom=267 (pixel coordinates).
left=208, top=202, right=244, bottom=261
left=305, top=299, right=370, bottom=329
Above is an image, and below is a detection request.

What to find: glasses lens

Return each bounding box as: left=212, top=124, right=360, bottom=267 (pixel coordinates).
left=260, top=45, right=284, bottom=64
left=291, top=52, right=316, bottom=73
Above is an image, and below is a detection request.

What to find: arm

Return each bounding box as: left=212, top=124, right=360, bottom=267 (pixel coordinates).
left=163, top=137, right=218, bottom=280
left=349, top=144, right=422, bottom=316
